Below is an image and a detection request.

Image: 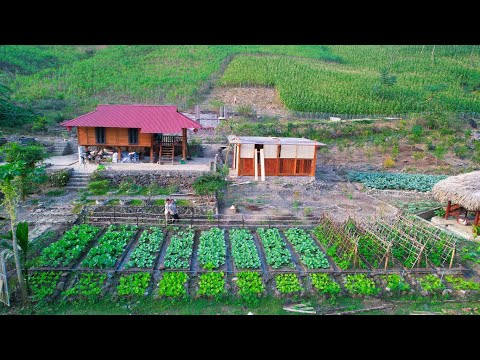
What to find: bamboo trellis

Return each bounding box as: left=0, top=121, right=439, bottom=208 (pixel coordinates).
left=362, top=217, right=427, bottom=269
left=314, top=214, right=362, bottom=270
left=346, top=217, right=395, bottom=270
left=402, top=215, right=457, bottom=267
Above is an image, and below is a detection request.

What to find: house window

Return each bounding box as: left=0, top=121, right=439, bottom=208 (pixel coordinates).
left=95, top=127, right=106, bottom=144
left=128, top=128, right=139, bottom=145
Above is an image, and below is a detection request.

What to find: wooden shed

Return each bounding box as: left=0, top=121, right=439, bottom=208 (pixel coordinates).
left=227, top=135, right=326, bottom=177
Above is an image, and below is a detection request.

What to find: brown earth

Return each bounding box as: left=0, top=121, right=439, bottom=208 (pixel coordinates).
left=205, top=87, right=291, bottom=118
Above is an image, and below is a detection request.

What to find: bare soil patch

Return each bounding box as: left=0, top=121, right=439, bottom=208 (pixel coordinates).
left=205, top=87, right=291, bottom=118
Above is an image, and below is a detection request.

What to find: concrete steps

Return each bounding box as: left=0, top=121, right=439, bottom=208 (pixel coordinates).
left=65, top=171, right=90, bottom=190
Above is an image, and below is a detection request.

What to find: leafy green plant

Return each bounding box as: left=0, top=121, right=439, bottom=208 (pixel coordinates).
left=313, top=224, right=362, bottom=270
left=37, top=224, right=100, bottom=267
left=275, top=273, right=302, bottom=294
left=357, top=234, right=381, bottom=268
left=310, top=274, right=341, bottom=295
left=384, top=274, right=410, bottom=292
left=117, top=273, right=151, bottom=296
left=163, top=227, right=195, bottom=269
left=444, top=275, right=480, bottom=291
left=157, top=272, right=188, bottom=297
left=192, top=173, right=227, bottom=196
left=125, top=227, right=163, bottom=269
left=64, top=272, right=107, bottom=301
left=460, top=242, right=480, bottom=263
left=236, top=272, right=264, bottom=302
left=197, top=227, right=226, bottom=269
left=87, top=180, right=110, bottom=195
left=418, top=274, right=445, bottom=292
left=256, top=228, right=293, bottom=269
left=344, top=274, right=379, bottom=296
left=473, top=225, right=479, bottom=237
left=434, top=208, right=446, bottom=217
left=29, top=271, right=61, bottom=302
left=197, top=271, right=225, bottom=297
left=128, top=199, right=143, bottom=206
left=47, top=169, right=71, bottom=187
left=81, top=224, right=137, bottom=269
left=347, top=172, right=446, bottom=192
left=284, top=228, right=329, bottom=269
left=229, top=229, right=261, bottom=269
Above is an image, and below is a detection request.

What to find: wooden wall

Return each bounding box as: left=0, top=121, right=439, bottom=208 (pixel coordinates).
left=236, top=145, right=317, bottom=177
left=77, top=127, right=152, bottom=147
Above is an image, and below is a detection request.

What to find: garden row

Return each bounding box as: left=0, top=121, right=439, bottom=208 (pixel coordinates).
left=29, top=220, right=462, bottom=276
left=28, top=270, right=480, bottom=303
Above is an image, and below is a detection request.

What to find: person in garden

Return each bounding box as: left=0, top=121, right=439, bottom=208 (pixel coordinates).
left=169, top=198, right=179, bottom=223
left=164, top=198, right=171, bottom=225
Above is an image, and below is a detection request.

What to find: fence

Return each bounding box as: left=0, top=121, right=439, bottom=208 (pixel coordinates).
left=82, top=208, right=323, bottom=229
left=0, top=255, right=10, bottom=307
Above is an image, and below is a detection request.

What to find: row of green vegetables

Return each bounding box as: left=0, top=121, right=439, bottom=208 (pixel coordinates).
left=28, top=270, right=480, bottom=302
left=31, top=224, right=453, bottom=274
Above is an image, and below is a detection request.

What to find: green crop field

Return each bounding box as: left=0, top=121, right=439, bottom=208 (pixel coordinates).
left=1, top=45, right=480, bottom=123
left=220, top=46, right=480, bottom=115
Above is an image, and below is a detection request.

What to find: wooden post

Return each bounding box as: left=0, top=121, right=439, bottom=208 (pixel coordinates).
left=260, top=148, right=265, bottom=181
left=449, top=246, right=455, bottom=269
left=474, top=210, right=479, bottom=226
left=445, top=201, right=451, bottom=219
left=236, top=145, right=240, bottom=176
left=182, top=128, right=187, bottom=161
left=150, top=142, right=154, bottom=163
left=254, top=150, right=258, bottom=181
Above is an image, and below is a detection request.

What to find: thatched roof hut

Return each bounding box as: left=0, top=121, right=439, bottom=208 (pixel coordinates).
left=432, top=171, right=480, bottom=211
left=432, top=171, right=480, bottom=226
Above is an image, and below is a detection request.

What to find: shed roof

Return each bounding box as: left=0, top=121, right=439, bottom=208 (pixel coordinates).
left=61, top=104, right=202, bottom=134
left=432, top=171, right=480, bottom=211
left=227, top=135, right=326, bottom=146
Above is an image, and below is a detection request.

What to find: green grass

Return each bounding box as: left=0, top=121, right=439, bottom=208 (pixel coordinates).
left=153, top=199, right=165, bottom=206
left=153, top=199, right=191, bottom=207
left=107, top=199, right=120, bottom=206
left=3, top=292, right=479, bottom=315
left=128, top=199, right=143, bottom=206
left=46, top=189, right=65, bottom=196
left=4, top=45, right=480, bottom=124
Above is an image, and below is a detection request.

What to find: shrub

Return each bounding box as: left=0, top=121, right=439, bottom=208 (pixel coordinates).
left=47, top=169, right=71, bottom=187
left=383, top=156, right=395, bottom=169
left=192, top=173, right=227, bottom=196
left=87, top=180, right=110, bottom=195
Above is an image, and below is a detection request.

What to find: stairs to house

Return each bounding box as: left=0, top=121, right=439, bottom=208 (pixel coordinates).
left=52, top=141, right=71, bottom=156
left=159, top=144, right=174, bottom=165
left=65, top=170, right=90, bottom=191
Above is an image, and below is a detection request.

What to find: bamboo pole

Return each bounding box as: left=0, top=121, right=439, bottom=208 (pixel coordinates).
left=254, top=150, right=258, bottom=181
left=260, top=148, right=265, bottom=182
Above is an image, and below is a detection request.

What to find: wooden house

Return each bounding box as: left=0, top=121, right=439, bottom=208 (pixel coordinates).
left=227, top=135, right=326, bottom=178
left=61, top=104, right=201, bottom=163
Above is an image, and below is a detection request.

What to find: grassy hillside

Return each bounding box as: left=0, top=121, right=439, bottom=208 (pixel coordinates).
left=1, top=45, right=480, bottom=126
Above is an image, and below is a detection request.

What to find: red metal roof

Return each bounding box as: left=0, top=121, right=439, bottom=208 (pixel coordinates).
left=61, top=104, right=201, bottom=134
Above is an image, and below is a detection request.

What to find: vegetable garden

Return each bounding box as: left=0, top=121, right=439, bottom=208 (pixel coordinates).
left=22, top=216, right=479, bottom=304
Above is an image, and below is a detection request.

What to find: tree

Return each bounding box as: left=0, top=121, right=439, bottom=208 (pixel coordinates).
left=0, top=163, right=28, bottom=302
left=0, top=142, right=48, bottom=200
